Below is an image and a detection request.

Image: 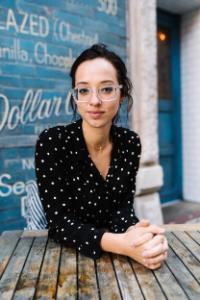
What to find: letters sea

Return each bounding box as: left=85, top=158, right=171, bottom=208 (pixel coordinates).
left=0, top=89, right=72, bottom=132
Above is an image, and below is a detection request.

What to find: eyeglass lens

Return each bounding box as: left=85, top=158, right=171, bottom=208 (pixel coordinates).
left=73, top=85, right=120, bottom=102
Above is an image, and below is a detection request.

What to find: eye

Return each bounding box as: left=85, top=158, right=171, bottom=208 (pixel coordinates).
left=78, top=87, right=90, bottom=95
left=100, top=86, right=114, bottom=94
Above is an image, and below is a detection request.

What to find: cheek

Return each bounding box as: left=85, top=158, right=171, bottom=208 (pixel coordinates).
left=109, top=102, right=120, bottom=116
left=76, top=104, right=84, bottom=115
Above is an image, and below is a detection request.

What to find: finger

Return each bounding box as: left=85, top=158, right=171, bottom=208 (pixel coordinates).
left=142, top=238, right=168, bottom=258
left=144, top=252, right=166, bottom=265
left=161, top=239, right=169, bottom=258
left=141, top=234, right=164, bottom=251
left=148, top=224, right=165, bottom=234
left=162, top=239, right=169, bottom=259
left=163, top=239, right=169, bottom=250
left=163, top=241, right=169, bottom=256
left=146, top=262, right=162, bottom=270
left=145, top=241, right=168, bottom=258
left=130, top=232, right=153, bottom=247
left=146, top=225, right=165, bottom=235
left=135, top=219, right=151, bottom=228
left=163, top=251, right=168, bottom=260
left=143, top=244, right=165, bottom=259
left=142, top=234, right=166, bottom=253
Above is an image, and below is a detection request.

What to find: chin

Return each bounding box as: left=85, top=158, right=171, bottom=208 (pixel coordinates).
left=84, top=118, right=112, bottom=129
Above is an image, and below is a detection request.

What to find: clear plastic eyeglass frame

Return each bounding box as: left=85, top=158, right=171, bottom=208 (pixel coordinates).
left=71, top=84, right=123, bottom=103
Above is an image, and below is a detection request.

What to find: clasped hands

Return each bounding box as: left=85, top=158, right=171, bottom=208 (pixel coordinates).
left=124, top=219, right=168, bottom=269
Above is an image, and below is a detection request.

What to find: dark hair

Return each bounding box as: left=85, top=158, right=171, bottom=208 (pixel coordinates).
left=69, top=43, right=133, bottom=123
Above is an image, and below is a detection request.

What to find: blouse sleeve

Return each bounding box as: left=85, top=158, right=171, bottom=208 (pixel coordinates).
left=34, top=129, right=107, bottom=259
left=108, top=133, right=141, bottom=233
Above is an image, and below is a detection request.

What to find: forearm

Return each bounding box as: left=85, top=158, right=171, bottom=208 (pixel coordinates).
left=100, top=232, right=126, bottom=255
left=100, top=222, right=154, bottom=256
left=100, top=231, right=149, bottom=266
left=100, top=225, right=168, bottom=270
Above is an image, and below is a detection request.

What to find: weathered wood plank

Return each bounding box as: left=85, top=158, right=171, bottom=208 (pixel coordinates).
left=112, top=254, right=143, bottom=300
left=187, top=231, right=200, bottom=245
left=0, top=237, right=33, bottom=300
left=173, top=231, right=200, bottom=261
left=12, top=236, right=48, bottom=299
left=0, top=229, right=199, bottom=300
left=154, top=261, right=190, bottom=299
left=57, top=246, right=77, bottom=300
left=0, top=232, right=21, bottom=278
left=130, top=260, right=166, bottom=300
left=1, top=230, right=22, bottom=237
left=171, top=231, right=200, bottom=265
left=34, top=238, right=61, bottom=299
left=162, top=224, right=200, bottom=231
left=21, top=230, right=48, bottom=237
left=166, top=238, right=200, bottom=299
left=96, top=253, right=121, bottom=299
left=78, top=253, right=99, bottom=300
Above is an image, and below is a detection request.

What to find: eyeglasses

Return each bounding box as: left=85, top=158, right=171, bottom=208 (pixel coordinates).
left=71, top=84, right=123, bottom=103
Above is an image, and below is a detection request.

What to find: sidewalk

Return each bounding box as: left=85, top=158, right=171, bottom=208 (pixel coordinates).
left=162, top=201, right=200, bottom=224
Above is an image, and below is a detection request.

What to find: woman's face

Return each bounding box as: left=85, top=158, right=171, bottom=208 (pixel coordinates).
left=74, top=58, right=122, bottom=129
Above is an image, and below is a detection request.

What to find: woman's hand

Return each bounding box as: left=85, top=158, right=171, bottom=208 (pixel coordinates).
left=123, top=220, right=168, bottom=269
left=140, top=234, right=168, bottom=269
left=125, top=219, right=165, bottom=247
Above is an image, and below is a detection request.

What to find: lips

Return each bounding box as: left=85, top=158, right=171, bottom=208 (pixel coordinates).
left=88, top=111, right=105, bottom=118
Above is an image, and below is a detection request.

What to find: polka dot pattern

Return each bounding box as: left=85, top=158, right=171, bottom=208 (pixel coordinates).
left=35, top=118, right=141, bottom=259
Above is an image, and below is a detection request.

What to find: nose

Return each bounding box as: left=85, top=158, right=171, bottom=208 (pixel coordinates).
left=89, top=88, right=101, bottom=105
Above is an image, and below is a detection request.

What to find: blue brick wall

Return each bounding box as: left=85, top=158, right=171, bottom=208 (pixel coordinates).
left=0, top=0, right=128, bottom=232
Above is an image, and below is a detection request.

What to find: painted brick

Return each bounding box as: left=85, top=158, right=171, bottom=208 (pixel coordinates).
left=0, top=0, right=128, bottom=231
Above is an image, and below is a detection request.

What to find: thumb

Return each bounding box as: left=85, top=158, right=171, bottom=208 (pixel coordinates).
left=135, top=219, right=151, bottom=228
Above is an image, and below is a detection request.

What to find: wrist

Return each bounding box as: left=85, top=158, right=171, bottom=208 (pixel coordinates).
left=100, top=232, right=126, bottom=255
left=126, top=225, right=135, bottom=232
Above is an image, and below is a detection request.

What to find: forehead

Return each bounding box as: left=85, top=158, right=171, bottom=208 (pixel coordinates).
left=75, top=58, right=118, bottom=84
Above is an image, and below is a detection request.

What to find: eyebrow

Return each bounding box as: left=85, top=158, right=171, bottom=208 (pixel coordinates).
left=76, top=80, right=115, bottom=85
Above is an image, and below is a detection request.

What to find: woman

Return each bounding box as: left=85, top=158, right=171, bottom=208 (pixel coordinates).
left=35, top=44, right=168, bottom=269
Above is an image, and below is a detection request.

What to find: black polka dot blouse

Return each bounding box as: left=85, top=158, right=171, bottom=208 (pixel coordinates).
left=35, top=118, right=142, bottom=259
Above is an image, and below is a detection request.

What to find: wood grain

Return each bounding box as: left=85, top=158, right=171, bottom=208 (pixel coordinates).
left=0, top=232, right=21, bottom=278
left=162, top=224, right=200, bottom=231
left=78, top=253, right=99, bottom=300
left=34, top=238, right=61, bottom=299
left=112, top=254, right=143, bottom=300
left=154, top=262, right=188, bottom=300
left=13, top=236, right=48, bottom=299
left=21, top=230, right=48, bottom=237
left=57, top=246, right=77, bottom=300
left=187, top=231, right=200, bottom=245
left=130, top=260, right=166, bottom=300
left=96, top=253, right=121, bottom=299
left=173, top=231, right=200, bottom=262
left=0, top=228, right=200, bottom=299
left=0, top=237, right=33, bottom=300
left=166, top=235, right=200, bottom=299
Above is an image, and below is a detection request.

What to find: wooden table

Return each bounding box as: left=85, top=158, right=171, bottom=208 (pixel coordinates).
left=0, top=224, right=200, bottom=299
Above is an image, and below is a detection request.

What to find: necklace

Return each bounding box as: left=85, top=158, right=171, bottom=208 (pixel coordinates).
left=97, top=144, right=104, bottom=152
left=88, top=141, right=108, bottom=153
left=86, top=136, right=111, bottom=153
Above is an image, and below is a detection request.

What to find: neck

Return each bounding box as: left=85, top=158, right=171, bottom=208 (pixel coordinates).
left=82, top=120, right=112, bottom=152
